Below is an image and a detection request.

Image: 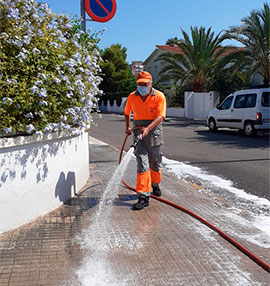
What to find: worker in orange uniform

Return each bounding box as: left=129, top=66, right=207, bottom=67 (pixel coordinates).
left=124, top=71, right=166, bottom=210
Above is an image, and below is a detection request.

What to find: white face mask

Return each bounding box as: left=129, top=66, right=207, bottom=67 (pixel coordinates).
left=137, top=85, right=149, bottom=96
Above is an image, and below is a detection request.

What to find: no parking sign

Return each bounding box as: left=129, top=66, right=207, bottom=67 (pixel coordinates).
left=84, top=0, right=117, bottom=22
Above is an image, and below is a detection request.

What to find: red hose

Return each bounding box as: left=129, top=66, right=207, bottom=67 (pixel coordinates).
left=120, top=133, right=270, bottom=273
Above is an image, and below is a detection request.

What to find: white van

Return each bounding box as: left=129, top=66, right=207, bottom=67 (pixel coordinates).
left=207, top=88, right=270, bottom=136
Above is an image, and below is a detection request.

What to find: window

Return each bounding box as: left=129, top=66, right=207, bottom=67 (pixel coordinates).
left=220, top=96, right=233, bottom=110
left=234, top=95, right=246, bottom=108
left=245, top=94, right=257, bottom=108
left=262, top=92, right=270, bottom=107
left=234, top=94, right=257, bottom=108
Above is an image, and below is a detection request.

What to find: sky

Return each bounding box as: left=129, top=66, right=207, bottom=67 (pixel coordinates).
left=39, top=0, right=267, bottom=63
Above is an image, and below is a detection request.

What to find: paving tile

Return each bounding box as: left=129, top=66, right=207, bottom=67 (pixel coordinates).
left=0, top=141, right=269, bottom=285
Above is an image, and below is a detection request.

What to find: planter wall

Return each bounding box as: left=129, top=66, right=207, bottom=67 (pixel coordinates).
left=0, top=131, right=89, bottom=234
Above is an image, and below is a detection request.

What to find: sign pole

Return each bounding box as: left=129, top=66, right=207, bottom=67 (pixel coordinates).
left=80, top=0, right=86, bottom=32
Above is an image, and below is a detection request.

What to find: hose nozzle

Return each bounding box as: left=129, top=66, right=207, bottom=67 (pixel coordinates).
left=130, top=134, right=142, bottom=149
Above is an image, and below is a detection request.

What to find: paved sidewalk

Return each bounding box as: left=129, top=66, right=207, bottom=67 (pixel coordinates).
left=0, top=136, right=269, bottom=285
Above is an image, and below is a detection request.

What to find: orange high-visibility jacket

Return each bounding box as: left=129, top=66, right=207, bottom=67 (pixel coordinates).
left=124, top=89, right=166, bottom=120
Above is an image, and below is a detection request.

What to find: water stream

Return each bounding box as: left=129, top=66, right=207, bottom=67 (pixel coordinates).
left=75, top=148, right=135, bottom=286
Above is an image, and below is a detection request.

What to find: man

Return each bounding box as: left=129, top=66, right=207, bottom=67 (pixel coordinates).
left=124, top=71, right=166, bottom=210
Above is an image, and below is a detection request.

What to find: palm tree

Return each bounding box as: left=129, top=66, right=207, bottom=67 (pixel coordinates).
left=226, top=3, right=270, bottom=87
left=156, top=26, right=231, bottom=92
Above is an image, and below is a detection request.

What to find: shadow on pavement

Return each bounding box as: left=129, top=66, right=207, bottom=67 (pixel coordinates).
left=194, top=129, right=270, bottom=149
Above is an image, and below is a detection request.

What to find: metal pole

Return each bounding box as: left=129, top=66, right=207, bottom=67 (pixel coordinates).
left=80, top=0, right=86, bottom=32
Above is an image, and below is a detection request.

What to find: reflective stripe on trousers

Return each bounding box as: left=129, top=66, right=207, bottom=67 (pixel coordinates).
left=135, top=142, right=163, bottom=197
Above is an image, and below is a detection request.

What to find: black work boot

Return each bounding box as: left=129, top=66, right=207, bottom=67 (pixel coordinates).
left=133, top=197, right=149, bottom=210
left=152, top=186, right=161, bottom=196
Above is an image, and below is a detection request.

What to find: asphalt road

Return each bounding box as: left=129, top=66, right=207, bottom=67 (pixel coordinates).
left=89, top=113, right=270, bottom=200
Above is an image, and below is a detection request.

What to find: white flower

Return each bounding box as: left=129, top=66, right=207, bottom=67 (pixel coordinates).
left=33, top=48, right=41, bottom=55
left=58, top=37, right=66, bottom=43
left=60, top=75, right=69, bottom=82
left=6, top=78, right=17, bottom=84
left=32, top=12, right=39, bottom=20
left=54, top=77, right=61, bottom=84
left=44, top=125, right=53, bottom=133
left=37, top=29, right=43, bottom=37
left=12, top=39, right=23, bottom=48
left=2, top=98, right=13, bottom=105
left=30, top=85, right=39, bottom=94
left=69, top=67, right=76, bottom=74
left=65, top=23, right=73, bottom=29
left=73, top=52, right=81, bottom=60
left=23, top=35, right=31, bottom=45
left=47, top=22, right=57, bottom=30
left=39, top=100, right=48, bottom=106
left=78, top=88, right=85, bottom=96
left=66, top=92, right=73, bottom=98
left=63, top=58, right=77, bottom=68
left=34, top=80, right=43, bottom=86
left=26, top=112, right=34, bottom=119
left=16, top=51, right=27, bottom=62
left=39, top=88, right=47, bottom=98
left=4, top=127, right=12, bottom=134
left=49, top=42, right=60, bottom=49
left=37, top=73, right=47, bottom=80
left=84, top=55, right=92, bottom=65
left=1, top=33, right=9, bottom=39
left=35, top=130, right=43, bottom=136
left=75, top=79, right=84, bottom=88
left=40, top=3, right=53, bottom=15
left=7, top=8, right=19, bottom=21
left=26, top=124, right=36, bottom=134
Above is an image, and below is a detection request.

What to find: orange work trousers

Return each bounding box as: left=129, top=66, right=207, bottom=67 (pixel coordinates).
left=135, top=144, right=162, bottom=197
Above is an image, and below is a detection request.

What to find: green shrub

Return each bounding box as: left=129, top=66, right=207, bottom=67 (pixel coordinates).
left=0, top=0, right=102, bottom=136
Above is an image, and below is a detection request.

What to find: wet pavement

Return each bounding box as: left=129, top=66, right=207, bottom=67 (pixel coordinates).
left=0, top=136, right=269, bottom=285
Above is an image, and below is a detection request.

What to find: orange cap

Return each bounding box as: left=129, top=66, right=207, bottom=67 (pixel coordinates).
left=136, top=71, right=152, bottom=83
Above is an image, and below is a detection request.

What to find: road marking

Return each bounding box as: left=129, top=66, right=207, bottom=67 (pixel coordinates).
left=89, top=136, right=108, bottom=145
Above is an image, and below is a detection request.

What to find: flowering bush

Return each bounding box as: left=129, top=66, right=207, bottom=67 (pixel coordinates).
left=0, top=0, right=102, bottom=136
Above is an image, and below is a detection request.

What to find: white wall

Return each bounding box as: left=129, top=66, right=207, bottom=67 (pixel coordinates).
left=100, top=93, right=220, bottom=120
left=99, top=98, right=127, bottom=113
left=185, top=91, right=219, bottom=120
left=166, top=107, right=185, bottom=117
left=0, top=131, right=89, bottom=234
left=99, top=98, right=185, bottom=117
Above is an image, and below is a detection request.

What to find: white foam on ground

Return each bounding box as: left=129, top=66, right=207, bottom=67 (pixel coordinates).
left=162, top=157, right=270, bottom=248
left=163, top=157, right=270, bottom=207
left=224, top=212, right=270, bottom=248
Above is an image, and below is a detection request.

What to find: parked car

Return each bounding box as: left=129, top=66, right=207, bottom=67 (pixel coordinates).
left=207, top=88, right=270, bottom=136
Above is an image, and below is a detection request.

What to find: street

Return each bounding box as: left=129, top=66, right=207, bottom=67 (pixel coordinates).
left=90, top=113, right=270, bottom=200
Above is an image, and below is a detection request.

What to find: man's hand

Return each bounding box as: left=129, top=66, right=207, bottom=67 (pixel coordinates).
left=141, top=126, right=150, bottom=138
left=125, top=114, right=132, bottom=135
left=125, top=127, right=132, bottom=135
